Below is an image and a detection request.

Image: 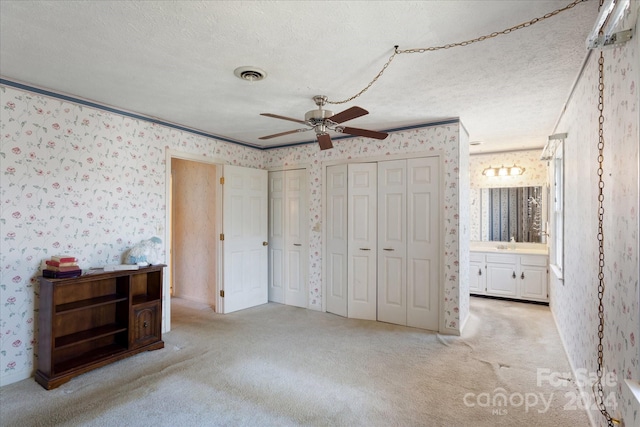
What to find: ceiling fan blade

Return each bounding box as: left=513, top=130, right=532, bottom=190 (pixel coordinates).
left=340, top=126, right=389, bottom=140
left=317, top=133, right=333, bottom=150
left=259, top=128, right=310, bottom=140
left=328, top=106, right=368, bottom=124
left=260, top=113, right=308, bottom=125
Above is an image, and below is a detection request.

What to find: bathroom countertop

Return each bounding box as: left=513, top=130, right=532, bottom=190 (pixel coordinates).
left=470, top=242, right=548, bottom=256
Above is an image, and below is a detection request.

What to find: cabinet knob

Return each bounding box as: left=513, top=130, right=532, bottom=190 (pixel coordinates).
left=263, top=241, right=269, bottom=246
left=478, top=268, right=482, bottom=276
left=383, top=248, right=394, bottom=251
left=512, top=271, right=516, bottom=279
left=360, top=248, right=371, bottom=251
left=143, top=321, right=148, bottom=328
left=521, top=272, right=525, bottom=280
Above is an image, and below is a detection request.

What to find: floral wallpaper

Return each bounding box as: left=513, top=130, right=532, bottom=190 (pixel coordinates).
left=550, top=6, right=638, bottom=426
left=0, top=85, right=264, bottom=385
left=0, top=83, right=467, bottom=386
left=264, top=122, right=468, bottom=335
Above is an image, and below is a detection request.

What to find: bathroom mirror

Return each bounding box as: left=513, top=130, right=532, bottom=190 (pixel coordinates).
left=470, top=186, right=547, bottom=243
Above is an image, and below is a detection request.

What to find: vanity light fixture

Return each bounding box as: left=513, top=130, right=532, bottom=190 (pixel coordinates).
left=482, top=165, right=526, bottom=177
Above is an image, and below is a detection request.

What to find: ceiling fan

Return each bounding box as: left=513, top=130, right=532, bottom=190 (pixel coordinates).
left=259, top=95, right=389, bottom=150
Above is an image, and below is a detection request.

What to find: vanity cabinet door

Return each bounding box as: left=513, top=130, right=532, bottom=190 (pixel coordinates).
left=519, top=255, right=548, bottom=301
left=486, top=254, right=518, bottom=297
left=469, top=253, right=486, bottom=294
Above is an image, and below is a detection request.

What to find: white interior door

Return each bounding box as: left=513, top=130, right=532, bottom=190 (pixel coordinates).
left=325, top=164, right=348, bottom=317
left=284, top=169, right=308, bottom=308
left=268, top=171, right=285, bottom=304
left=348, top=163, right=377, bottom=320
left=377, top=160, right=407, bottom=326
left=406, top=157, right=439, bottom=330
left=222, top=165, right=268, bottom=314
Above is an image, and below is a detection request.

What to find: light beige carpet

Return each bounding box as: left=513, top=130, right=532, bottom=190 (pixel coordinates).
left=0, top=296, right=591, bottom=426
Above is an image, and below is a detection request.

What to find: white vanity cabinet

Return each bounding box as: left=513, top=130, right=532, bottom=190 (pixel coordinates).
left=486, top=253, right=519, bottom=298
left=469, top=252, right=486, bottom=295
left=470, top=251, right=548, bottom=303
left=518, top=255, right=549, bottom=301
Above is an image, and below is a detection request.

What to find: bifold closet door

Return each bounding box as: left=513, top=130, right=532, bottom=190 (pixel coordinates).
left=377, top=157, right=440, bottom=330
left=347, top=163, right=377, bottom=320
left=377, top=160, right=407, bottom=325
left=406, top=157, right=440, bottom=330
left=325, top=165, right=348, bottom=317
left=268, top=169, right=308, bottom=308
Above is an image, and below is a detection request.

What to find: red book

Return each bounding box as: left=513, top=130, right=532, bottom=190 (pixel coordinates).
left=44, top=264, right=81, bottom=272
left=46, top=260, right=78, bottom=268
left=51, top=255, right=77, bottom=263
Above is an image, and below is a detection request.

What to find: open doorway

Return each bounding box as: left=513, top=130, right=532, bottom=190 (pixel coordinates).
left=164, top=153, right=269, bottom=332
left=170, top=157, right=220, bottom=311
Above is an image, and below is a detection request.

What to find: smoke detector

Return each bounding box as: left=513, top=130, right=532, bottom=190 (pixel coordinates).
left=234, top=66, right=267, bottom=82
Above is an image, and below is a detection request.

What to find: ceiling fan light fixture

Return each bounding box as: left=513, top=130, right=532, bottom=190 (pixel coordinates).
left=233, top=66, right=267, bottom=82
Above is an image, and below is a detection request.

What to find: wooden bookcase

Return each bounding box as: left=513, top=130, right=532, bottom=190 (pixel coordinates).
left=35, top=265, right=165, bottom=389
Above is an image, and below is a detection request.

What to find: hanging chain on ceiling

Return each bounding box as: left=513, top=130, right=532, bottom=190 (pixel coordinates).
left=591, top=0, right=619, bottom=423
left=327, top=0, right=588, bottom=105
left=592, top=49, right=621, bottom=427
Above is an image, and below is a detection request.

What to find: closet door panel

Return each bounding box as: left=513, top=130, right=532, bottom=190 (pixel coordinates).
left=326, top=165, right=348, bottom=317
left=407, top=157, right=439, bottom=330
left=284, top=170, right=308, bottom=308
left=377, top=160, right=407, bottom=325
left=347, top=163, right=377, bottom=320
left=268, top=172, right=285, bottom=303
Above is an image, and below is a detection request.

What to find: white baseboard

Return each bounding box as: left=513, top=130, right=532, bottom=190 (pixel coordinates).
left=0, top=368, right=32, bottom=387
left=549, top=306, right=597, bottom=427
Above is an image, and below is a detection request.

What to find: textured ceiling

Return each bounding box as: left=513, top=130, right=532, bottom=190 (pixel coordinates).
left=0, top=1, right=599, bottom=152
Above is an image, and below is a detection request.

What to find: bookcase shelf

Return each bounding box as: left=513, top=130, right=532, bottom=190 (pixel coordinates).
left=55, top=294, right=128, bottom=314
left=36, top=265, right=165, bottom=389
left=55, top=324, right=128, bottom=349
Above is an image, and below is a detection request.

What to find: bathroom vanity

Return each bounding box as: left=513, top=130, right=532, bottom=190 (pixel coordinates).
left=470, top=243, right=549, bottom=303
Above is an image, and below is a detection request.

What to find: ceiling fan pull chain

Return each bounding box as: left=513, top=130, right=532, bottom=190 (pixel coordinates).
left=328, top=0, right=586, bottom=105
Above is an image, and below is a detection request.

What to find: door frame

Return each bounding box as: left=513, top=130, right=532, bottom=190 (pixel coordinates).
left=164, top=149, right=225, bottom=333
left=321, top=152, right=446, bottom=332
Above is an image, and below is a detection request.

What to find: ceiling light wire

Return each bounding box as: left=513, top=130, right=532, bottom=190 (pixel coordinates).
left=327, top=0, right=589, bottom=105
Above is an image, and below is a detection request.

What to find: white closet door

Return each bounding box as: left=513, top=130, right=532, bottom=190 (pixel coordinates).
left=268, top=171, right=285, bottom=304
left=326, top=165, right=348, bottom=317
left=406, top=157, right=439, bottom=330
left=377, top=160, right=407, bottom=325
left=284, top=169, right=308, bottom=308
left=347, top=163, right=377, bottom=320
